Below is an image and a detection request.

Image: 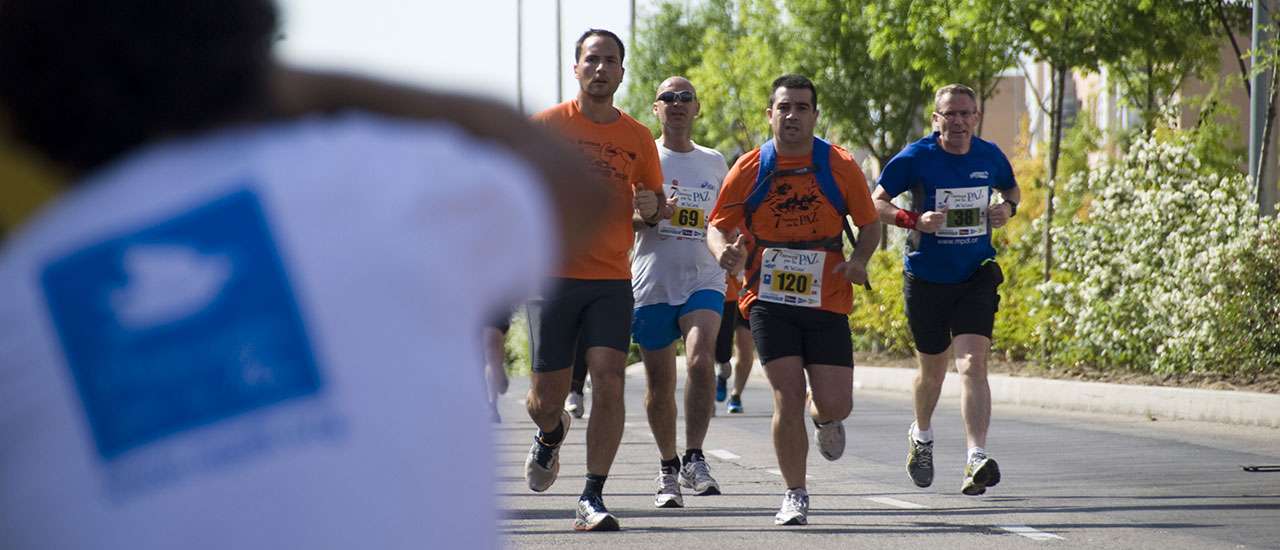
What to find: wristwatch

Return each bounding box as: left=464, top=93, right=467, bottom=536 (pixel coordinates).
left=1003, top=199, right=1018, bottom=217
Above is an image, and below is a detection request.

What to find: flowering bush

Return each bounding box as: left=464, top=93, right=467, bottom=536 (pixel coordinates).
left=1043, top=136, right=1280, bottom=374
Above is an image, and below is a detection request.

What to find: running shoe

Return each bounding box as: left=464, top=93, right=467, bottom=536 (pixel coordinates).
left=715, top=375, right=728, bottom=402
left=813, top=419, right=846, bottom=461
left=679, top=457, right=721, bottom=495
left=961, top=451, right=1002, bottom=496
left=524, top=410, right=570, bottom=492
left=774, top=488, right=809, bottom=526
left=906, top=430, right=934, bottom=488
left=726, top=395, right=744, bottom=414
left=565, top=390, right=585, bottom=419
left=574, top=494, right=621, bottom=531
left=655, top=469, right=684, bottom=508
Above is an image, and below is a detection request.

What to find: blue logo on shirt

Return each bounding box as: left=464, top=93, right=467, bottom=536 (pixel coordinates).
left=42, top=188, right=322, bottom=460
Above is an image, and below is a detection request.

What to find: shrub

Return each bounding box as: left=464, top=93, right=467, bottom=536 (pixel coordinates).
left=1043, top=135, right=1279, bottom=374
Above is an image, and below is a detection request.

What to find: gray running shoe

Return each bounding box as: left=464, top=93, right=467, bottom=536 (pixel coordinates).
left=574, top=494, right=620, bottom=531
left=961, top=452, right=1001, bottom=496
left=655, top=470, right=684, bottom=508
left=813, top=419, right=845, bottom=461
left=524, top=410, right=570, bottom=492
left=906, top=430, right=934, bottom=488
left=679, top=458, right=721, bottom=496
left=774, top=488, right=809, bottom=526
left=565, top=390, right=585, bottom=419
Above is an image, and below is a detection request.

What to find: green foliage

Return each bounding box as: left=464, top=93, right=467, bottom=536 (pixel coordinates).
left=1100, top=0, right=1223, bottom=132
left=1044, top=136, right=1280, bottom=374
left=620, top=1, right=720, bottom=135
left=847, top=248, right=912, bottom=355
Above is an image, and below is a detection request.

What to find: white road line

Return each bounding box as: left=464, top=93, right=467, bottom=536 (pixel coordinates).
left=999, top=525, right=1065, bottom=541
left=765, top=469, right=811, bottom=478
left=706, top=449, right=740, bottom=460
left=864, top=496, right=927, bottom=509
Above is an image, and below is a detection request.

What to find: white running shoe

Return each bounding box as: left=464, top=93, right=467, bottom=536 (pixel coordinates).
left=814, top=419, right=846, bottom=461
left=679, top=458, right=722, bottom=495
left=524, top=410, right=570, bottom=492
left=774, top=488, right=809, bottom=526
left=654, top=470, right=684, bottom=508
left=565, top=390, right=585, bottom=419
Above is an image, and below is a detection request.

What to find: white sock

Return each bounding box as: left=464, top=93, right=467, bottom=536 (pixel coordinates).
left=968, top=446, right=986, bottom=461
left=911, top=422, right=933, bottom=443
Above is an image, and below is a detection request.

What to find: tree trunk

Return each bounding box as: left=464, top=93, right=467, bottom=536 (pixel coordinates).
left=1043, top=63, right=1066, bottom=284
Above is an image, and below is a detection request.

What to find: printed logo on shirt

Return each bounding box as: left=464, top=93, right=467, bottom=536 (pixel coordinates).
left=969, top=171, right=989, bottom=180
left=42, top=188, right=324, bottom=462
left=577, top=138, right=638, bottom=183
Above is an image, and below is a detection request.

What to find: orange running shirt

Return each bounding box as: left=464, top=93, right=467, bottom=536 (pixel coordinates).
left=708, top=143, right=877, bottom=315
left=532, top=100, right=663, bottom=279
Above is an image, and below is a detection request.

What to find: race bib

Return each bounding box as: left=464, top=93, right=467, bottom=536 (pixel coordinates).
left=935, top=186, right=989, bottom=238
left=658, top=185, right=717, bottom=240
left=757, top=247, right=823, bottom=307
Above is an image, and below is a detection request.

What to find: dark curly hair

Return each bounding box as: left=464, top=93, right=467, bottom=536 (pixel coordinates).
left=0, top=0, right=279, bottom=173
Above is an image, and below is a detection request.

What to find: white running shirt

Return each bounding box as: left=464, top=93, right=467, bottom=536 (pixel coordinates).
left=631, top=142, right=729, bottom=307
left=0, top=113, right=557, bottom=550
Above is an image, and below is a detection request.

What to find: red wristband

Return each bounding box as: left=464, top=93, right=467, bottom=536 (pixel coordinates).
left=894, top=209, right=921, bottom=230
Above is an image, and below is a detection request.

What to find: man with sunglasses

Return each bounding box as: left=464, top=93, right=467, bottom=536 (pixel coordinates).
left=870, top=84, right=1021, bottom=497
left=631, top=77, right=729, bottom=509
left=524, top=28, right=665, bottom=532
left=707, top=74, right=880, bottom=526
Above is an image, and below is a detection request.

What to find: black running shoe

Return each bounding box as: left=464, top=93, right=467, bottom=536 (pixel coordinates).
left=906, top=430, right=934, bottom=488
left=961, top=452, right=1001, bottom=496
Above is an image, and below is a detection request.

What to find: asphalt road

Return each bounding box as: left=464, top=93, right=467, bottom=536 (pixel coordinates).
left=495, top=366, right=1280, bottom=549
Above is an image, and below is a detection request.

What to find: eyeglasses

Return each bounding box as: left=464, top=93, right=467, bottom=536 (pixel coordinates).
left=935, top=110, right=977, bottom=120
left=656, top=91, right=696, bottom=103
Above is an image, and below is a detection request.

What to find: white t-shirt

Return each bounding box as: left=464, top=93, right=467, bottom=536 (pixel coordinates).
left=631, top=142, right=729, bottom=307
left=0, top=113, right=557, bottom=550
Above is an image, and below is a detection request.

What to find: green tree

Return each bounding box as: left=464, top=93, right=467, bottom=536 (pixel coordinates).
left=1101, top=0, right=1224, bottom=134
left=863, top=0, right=1020, bottom=138
left=620, top=1, right=719, bottom=136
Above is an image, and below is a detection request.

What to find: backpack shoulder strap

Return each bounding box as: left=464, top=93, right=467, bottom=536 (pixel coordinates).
left=810, top=138, right=847, bottom=217
left=745, top=140, right=777, bottom=213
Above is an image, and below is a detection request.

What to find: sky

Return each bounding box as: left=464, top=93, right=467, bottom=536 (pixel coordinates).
left=275, top=0, right=662, bottom=115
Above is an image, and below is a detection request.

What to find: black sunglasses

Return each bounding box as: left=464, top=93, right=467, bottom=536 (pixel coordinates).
left=656, top=91, right=696, bottom=103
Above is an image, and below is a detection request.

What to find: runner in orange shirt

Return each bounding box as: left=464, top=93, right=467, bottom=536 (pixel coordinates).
left=707, top=74, right=880, bottom=527
left=523, top=28, right=665, bottom=532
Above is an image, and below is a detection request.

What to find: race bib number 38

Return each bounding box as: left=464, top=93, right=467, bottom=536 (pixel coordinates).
left=757, top=247, right=823, bottom=307
left=935, top=186, right=989, bottom=238
left=658, top=185, right=717, bottom=240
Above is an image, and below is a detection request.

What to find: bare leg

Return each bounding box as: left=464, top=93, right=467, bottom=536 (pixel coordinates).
left=585, top=346, right=628, bottom=476
left=730, top=323, right=755, bottom=397
left=641, top=343, right=679, bottom=461
left=952, top=334, right=992, bottom=449
left=679, top=308, right=721, bottom=449
left=913, top=348, right=951, bottom=432
left=762, top=356, right=808, bottom=490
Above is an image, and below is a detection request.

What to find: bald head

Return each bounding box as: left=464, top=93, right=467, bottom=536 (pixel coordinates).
left=652, top=76, right=700, bottom=151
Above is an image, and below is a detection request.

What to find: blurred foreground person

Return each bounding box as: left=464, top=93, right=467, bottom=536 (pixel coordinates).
left=0, top=1, right=605, bottom=548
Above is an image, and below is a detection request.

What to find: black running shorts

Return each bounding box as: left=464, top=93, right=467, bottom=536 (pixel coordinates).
left=747, top=301, right=853, bottom=367
left=530, top=278, right=633, bottom=373
left=903, top=261, right=1004, bottom=355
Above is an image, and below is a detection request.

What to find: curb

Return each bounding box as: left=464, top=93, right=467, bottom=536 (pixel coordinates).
left=853, top=366, right=1280, bottom=428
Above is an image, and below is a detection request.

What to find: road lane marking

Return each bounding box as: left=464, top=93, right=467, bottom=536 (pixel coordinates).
left=766, top=469, right=811, bottom=478
left=706, top=449, right=740, bottom=460
left=864, top=496, right=926, bottom=509
left=999, top=525, right=1064, bottom=540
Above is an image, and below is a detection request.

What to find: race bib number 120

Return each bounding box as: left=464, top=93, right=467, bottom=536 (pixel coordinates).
left=757, top=247, right=823, bottom=307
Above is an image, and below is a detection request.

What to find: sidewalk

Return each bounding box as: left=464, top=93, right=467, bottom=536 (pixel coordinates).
left=627, top=361, right=1280, bottom=428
